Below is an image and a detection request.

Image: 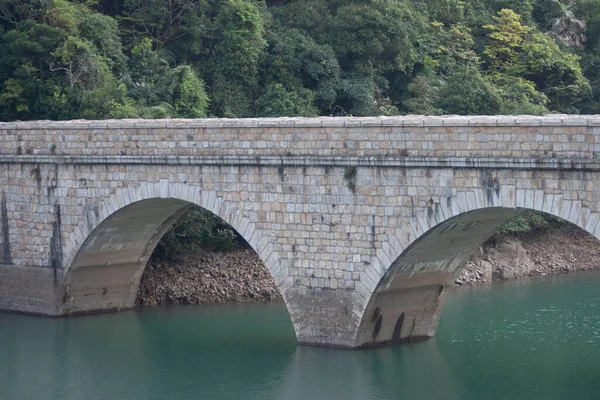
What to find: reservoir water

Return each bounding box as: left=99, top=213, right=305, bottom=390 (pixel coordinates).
left=2, top=271, right=600, bottom=400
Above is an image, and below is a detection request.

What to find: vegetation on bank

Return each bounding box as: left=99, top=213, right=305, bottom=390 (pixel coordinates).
left=498, top=211, right=563, bottom=233
left=151, top=206, right=245, bottom=261
left=1, top=0, right=600, bottom=121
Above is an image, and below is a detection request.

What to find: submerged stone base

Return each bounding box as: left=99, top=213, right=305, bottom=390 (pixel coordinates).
left=354, top=284, right=445, bottom=348
left=285, top=288, right=367, bottom=348
left=0, top=263, right=64, bottom=315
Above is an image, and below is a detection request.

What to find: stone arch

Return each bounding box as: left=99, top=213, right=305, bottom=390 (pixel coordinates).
left=58, top=180, right=290, bottom=315
left=355, top=186, right=598, bottom=348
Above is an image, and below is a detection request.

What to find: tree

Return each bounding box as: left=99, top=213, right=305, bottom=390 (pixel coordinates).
left=172, top=65, right=209, bottom=118
left=0, top=20, right=69, bottom=120
left=492, top=75, right=549, bottom=114
left=0, top=0, right=598, bottom=120
left=483, top=9, right=532, bottom=71
left=483, top=8, right=590, bottom=113
left=515, top=31, right=591, bottom=112
left=205, top=0, right=267, bottom=117
left=260, top=27, right=340, bottom=114
left=548, top=0, right=586, bottom=47
left=0, top=0, right=132, bottom=121
left=435, top=69, right=502, bottom=114
left=126, top=38, right=210, bottom=117
left=120, top=0, right=209, bottom=50
left=0, top=0, right=52, bottom=26
left=404, top=76, right=442, bottom=114
left=254, top=83, right=317, bottom=117
left=425, top=22, right=481, bottom=77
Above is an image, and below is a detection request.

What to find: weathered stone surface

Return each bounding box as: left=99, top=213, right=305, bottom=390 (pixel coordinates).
left=1, top=116, right=600, bottom=348
left=496, top=241, right=535, bottom=280
left=457, top=223, right=600, bottom=284
left=137, top=249, right=282, bottom=305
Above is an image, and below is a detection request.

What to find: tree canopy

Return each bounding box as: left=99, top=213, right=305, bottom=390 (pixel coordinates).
left=1, top=0, right=599, bottom=120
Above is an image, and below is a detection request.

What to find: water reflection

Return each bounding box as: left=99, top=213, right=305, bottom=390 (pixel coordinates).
left=278, top=346, right=374, bottom=399
left=131, top=303, right=297, bottom=399
left=278, top=339, right=457, bottom=400
left=0, top=312, right=146, bottom=400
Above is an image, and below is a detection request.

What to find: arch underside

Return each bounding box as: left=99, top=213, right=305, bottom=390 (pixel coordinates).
left=60, top=199, right=191, bottom=314
left=355, top=207, right=527, bottom=348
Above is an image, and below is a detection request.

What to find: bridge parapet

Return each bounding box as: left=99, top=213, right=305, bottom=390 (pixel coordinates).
left=2, top=116, right=600, bottom=159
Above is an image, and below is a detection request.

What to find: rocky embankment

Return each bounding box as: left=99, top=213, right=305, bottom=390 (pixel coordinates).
left=456, top=223, right=600, bottom=285
left=136, top=249, right=281, bottom=305
left=137, top=223, right=600, bottom=305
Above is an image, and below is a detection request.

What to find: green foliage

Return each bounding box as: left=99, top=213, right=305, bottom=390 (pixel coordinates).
left=491, top=75, right=549, bottom=114
left=0, top=0, right=130, bottom=120
left=125, top=39, right=210, bottom=117
left=426, top=22, right=481, bottom=77
left=435, top=69, right=502, bottom=114
left=260, top=27, right=340, bottom=113
left=483, top=9, right=532, bottom=72
left=0, top=0, right=53, bottom=25
left=498, top=211, right=563, bottom=233
left=418, top=0, right=470, bottom=26
left=404, top=76, right=442, bottom=114
left=173, top=65, right=210, bottom=118
left=1, top=0, right=600, bottom=121
left=515, top=31, right=591, bottom=112
left=79, top=71, right=137, bottom=119
left=152, top=206, right=244, bottom=261
left=207, top=0, right=267, bottom=117
left=78, top=10, right=126, bottom=73
left=120, top=0, right=210, bottom=50
left=255, top=83, right=318, bottom=117
left=481, top=8, right=591, bottom=113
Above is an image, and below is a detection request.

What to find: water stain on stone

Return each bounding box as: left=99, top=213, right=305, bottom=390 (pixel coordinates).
left=408, top=318, right=417, bottom=341
left=1, top=191, right=12, bottom=264
left=30, top=166, right=42, bottom=193
left=392, top=312, right=405, bottom=341
left=372, top=315, right=383, bottom=340
left=371, top=306, right=380, bottom=322
left=50, top=203, right=63, bottom=285
left=370, top=216, right=376, bottom=250
left=481, top=170, right=500, bottom=205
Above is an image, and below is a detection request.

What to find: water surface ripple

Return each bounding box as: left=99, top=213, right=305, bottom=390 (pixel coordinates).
left=2, top=271, right=600, bottom=400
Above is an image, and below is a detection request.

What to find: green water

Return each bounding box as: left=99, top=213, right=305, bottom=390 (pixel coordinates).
left=2, top=272, right=600, bottom=400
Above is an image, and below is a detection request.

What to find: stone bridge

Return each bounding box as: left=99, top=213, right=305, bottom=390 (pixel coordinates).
left=1, top=116, right=600, bottom=349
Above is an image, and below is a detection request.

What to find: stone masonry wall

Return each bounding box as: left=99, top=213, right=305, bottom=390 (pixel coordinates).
left=1, top=116, right=600, bottom=159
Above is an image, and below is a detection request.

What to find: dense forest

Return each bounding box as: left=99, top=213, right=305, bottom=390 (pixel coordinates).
left=1, top=0, right=599, bottom=121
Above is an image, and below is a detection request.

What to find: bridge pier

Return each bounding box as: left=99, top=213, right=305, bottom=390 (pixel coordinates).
left=0, top=263, right=63, bottom=315
left=284, top=288, right=367, bottom=348
left=355, top=283, right=446, bottom=348
left=352, top=207, right=526, bottom=348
